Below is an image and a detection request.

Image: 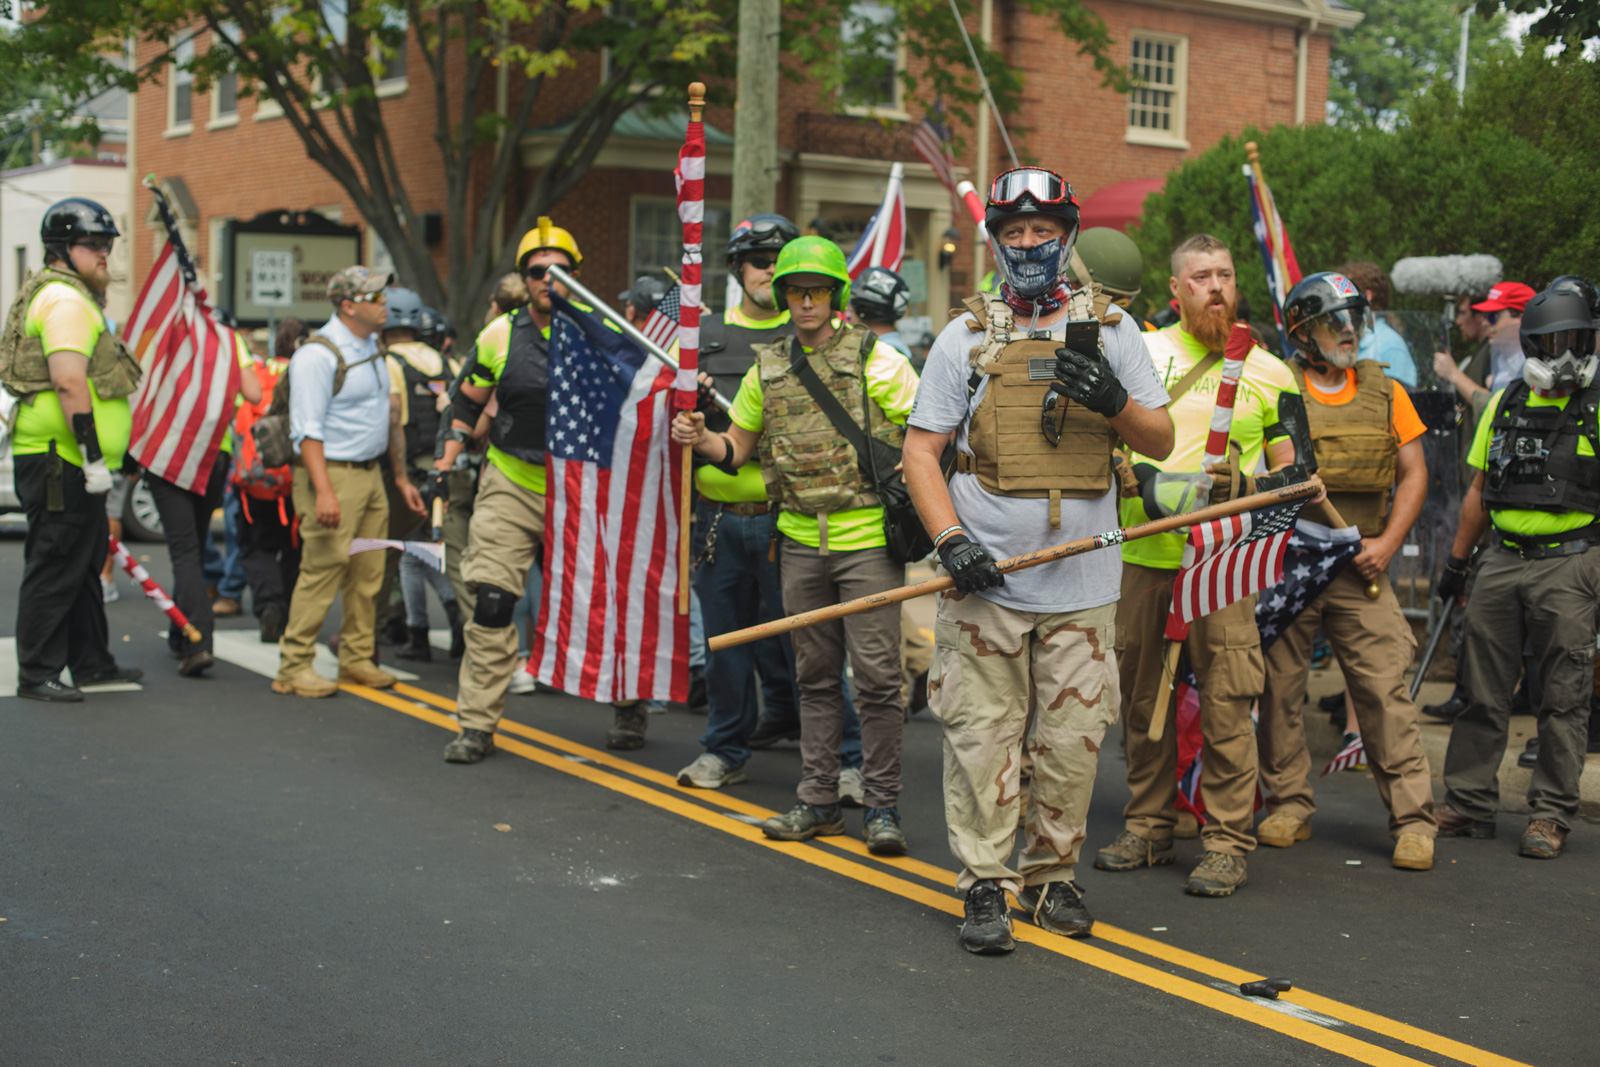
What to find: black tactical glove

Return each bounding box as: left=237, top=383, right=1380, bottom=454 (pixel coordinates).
left=696, top=380, right=721, bottom=415
left=937, top=534, right=1005, bottom=594
left=1050, top=345, right=1128, bottom=418
left=1437, top=555, right=1471, bottom=602
left=420, top=468, right=450, bottom=506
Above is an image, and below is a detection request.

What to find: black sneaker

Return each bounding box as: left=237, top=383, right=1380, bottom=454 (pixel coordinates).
left=259, top=604, right=286, bottom=643
left=17, top=677, right=84, bottom=703
left=1422, top=692, right=1468, bottom=721
left=1017, top=880, right=1093, bottom=938
left=863, top=807, right=908, bottom=855
left=1517, top=737, right=1540, bottom=768
left=747, top=716, right=801, bottom=749
left=75, top=664, right=144, bottom=687
left=443, top=728, right=495, bottom=763
left=761, top=802, right=845, bottom=841
left=960, top=880, right=1015, bottom=954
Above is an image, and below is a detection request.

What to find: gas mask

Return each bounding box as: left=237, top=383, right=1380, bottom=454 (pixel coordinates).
left=1522, top=328, right=1599, bottom=392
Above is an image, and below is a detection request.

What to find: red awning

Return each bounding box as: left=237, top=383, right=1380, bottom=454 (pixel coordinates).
left=1078, top=178, right=1166, bottom=232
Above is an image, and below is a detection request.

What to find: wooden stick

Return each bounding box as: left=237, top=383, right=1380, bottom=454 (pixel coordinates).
left=1147, top=640, right=1184, bottom=742
left=709, top=477, right=1324, bottom=652
left=677, top=81, right=707, bottom=616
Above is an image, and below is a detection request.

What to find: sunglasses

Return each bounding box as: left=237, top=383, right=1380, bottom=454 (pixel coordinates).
left=740, top=254, right=777, bottom=271
left=74, top=236, right=115, bottom=254
left=784, top=284, right=836, bottom=304
left=1486, top=310, right=1521, bottom=325
left=1040, top=392, right=1067, bottom=447
left=349, top=291, right=387, bottom=304
left=523, top=264, right=560, bottom=281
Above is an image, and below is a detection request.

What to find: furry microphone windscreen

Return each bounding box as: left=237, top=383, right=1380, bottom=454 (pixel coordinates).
left=1391, top=255, right=1504, bottom=298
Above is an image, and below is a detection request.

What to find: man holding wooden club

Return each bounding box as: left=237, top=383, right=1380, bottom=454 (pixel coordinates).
left=900, top=167, right=1173, bottom=954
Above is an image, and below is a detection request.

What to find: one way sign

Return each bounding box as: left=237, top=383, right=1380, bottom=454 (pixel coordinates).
left=250, top=249, right=294, bottom=309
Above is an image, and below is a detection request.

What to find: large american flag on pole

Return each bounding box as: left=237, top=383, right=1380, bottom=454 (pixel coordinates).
left=674, top=113, right=704, bottom=409
left=529, top=293, right=689, bottom=703
left=123, top=178, right=240, bottom=494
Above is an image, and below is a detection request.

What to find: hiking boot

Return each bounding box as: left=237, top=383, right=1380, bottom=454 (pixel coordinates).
left=863, top=807, right=907, bottom=855
left=747, top=716, right=801, bottom=749
left=677, top=753, right=747, bottom=789
left=380, top=614, right=409, bottom=646
left=17, top=676, right=84, bottom=703
left=1421, top=692, right=1468, bottom=722
left=259, top=604, right=286, bottom=643
left=75, top=664, right=144, bottom=687
left=1185, top=851, right=1248, bottom=897
left=839, top=767, right=866, bottom=808
left=1094, top=829, right=1175, bottom=872
left=446, top=601, right=466, bottom=660
left=606, top=702, right=648, bottom=750
left=1257, top=811, right=1311, bottom=849
left=960, top=880, right=1015, bottom=955
left=397, top=626, right=432, bottom=662
left=1392, top=832, right=1434, bottom=870
left=443, top=728, right=495, bottom=763
left=1017, top=880, right=1093, bottom=938
left=177, top=651, right=215, bottom=677
left=761, top=802, right=844, bottom=841
left=1174, top=811, right=1200, bottom=839
left=508, top=659, right=536, bottom=695
left=339, top=662, right=397, bottom=688
left=1517, top=737, right=1540, bottom=768
left=271, top=670, right=338, bottom=698
left=1520, top=819, right=1567, bottom=859
left=212, top=595, right=242, bottom=617
left=1436, top=802, right=1496, bottom=839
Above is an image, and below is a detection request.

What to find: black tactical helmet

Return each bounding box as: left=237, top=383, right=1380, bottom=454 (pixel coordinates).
left=1283, top=272, right=1369, bottom=361
left=1549, top=275, right=1600, bottom=327
left=726, top=213, right=799, bottom=267
left=850, top=266, right=910, bottom=323
left=42, top=197, right=119, bottom=262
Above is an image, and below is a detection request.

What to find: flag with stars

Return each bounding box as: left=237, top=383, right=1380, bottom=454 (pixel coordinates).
left=1167, top=499, right=1304, bottom=639
left=529, top=293, right=689, bottom=704
left=1253, top=518, right=1363, bottom=650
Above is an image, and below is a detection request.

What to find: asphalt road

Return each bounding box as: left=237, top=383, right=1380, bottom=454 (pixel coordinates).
left=2, top=531, right=1595, bottom=1066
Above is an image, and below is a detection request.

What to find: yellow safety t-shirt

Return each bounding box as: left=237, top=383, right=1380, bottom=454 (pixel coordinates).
left=14, top=282, right=131, bottom=469
left=695, top=305, right=791, bottom=503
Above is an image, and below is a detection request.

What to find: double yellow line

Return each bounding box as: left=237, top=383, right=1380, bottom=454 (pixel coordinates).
left=345, top=679, right=1529, bottom=1067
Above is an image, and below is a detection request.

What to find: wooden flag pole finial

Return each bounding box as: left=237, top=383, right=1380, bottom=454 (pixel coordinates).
left=688, top=82, right=706, bottom=122
left=1245, top=140, right=1260, bottom=164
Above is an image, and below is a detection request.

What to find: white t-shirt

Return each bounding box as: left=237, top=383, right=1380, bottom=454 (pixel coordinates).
left=908, top=310, right=1169, bottom=614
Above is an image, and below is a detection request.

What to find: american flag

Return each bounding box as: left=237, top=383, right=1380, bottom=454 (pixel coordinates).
left=1168, top=500, right=1304, bottom=634
left=348, top=538, right=445, bottom=571
left=640, top=284, right=681, bottom=351
left=1322, top=733, right=1366, bottom=776
left=1253, top=519, right=1363, bottom=649
left=911, top=103, right=957, bottom=196
left=123, top=180, right=240, bottom=494
left=675, top=110, right=704, bottom=409
left=529, top=293, right=689, bottom=703
left=1244, top=154, right=1303, bottom=355
left=846, top=162, right=907, bottom=279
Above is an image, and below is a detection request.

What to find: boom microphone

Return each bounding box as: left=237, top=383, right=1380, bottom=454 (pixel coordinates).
left=1391, top=255, right=1503, bottom=298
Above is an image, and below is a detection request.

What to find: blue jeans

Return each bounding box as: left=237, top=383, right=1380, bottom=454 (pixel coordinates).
left=693, top=503, right=861, bottom=769
left=219, top=487, right=247, bottom=600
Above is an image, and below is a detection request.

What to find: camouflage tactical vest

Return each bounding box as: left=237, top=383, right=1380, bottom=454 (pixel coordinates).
left=0, top=268, right=143, bottom=401
left=755, top=326, right=904, bottom=516
left=1292, top=359, right=1397, bottom=536
left=955, top=289, right=1119, bottom=526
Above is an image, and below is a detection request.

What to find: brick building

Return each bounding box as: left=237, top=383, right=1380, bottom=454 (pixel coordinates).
left=127, top=0, right=1357, bottom=339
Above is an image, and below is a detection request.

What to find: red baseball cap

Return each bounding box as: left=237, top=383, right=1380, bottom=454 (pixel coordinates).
left=1472, top=282, right=1535, bottom=313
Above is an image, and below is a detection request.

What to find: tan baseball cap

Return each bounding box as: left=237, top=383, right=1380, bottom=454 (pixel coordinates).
left=327, top=265, right=395, bottom=305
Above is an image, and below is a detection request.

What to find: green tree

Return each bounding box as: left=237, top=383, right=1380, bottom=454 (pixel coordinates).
left=7, top=0, right=1124, bottom=324
left=1328, top=0, right=1512, bottom=128
left=1477, top=0, right=1600, bottom=44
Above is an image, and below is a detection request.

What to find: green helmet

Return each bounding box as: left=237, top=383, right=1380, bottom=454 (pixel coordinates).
left=1068, top=227, right=1144, bottom=300
left=773, top=235, right=851, bottom=311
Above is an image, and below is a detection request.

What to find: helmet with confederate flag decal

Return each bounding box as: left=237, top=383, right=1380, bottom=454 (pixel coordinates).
left=1284, top=272, right=1369, bottom=365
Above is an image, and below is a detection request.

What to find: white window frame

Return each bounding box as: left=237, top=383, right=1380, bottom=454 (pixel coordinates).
left=1125, top=30, right=1189, bottom=150
left=840, top=1, right=908, bottom=121
left=207, top=216, right=233, bottom=296
left=166, top=34, right=195, bottom=136
left=629, top=195, right=732, bottom=314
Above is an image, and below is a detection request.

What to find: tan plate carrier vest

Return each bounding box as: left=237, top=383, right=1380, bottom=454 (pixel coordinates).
left=1293, top=359, right=1397, bottom=536
left=0, top=268, right=143, bottom=402
left=954, top=287, right=1119, bottom=528
left=756, top=325, right=903, bottom=520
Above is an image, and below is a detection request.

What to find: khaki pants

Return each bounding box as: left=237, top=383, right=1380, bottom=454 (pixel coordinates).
left=780, top=537, right=905, bottom=808
left=1444, top=544, right=1600, bottom=830
left=1118, top=562, right=1263, bottom=855
left=276, top=462, right=389, bottom=680
left=1259, top=570, right=1436, bottom=836
left=931, top=591, right=1119, bottom=893
left=454, top=462, right=545, bottom=733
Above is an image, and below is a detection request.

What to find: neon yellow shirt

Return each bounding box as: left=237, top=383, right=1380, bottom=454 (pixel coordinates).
left=695, top=305, right=790, bottom=503
left=468, top=314, right=546, bottom=494
left=1119, top=325, right=1300, bottom=570
left=14, top=282, right=131, bottom=469
left=1468, top=387, right=1596, bottom=541
left=729, top=333, right=919, bottom=551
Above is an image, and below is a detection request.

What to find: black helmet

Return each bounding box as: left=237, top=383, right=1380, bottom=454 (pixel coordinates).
left=726, top=213, right=799, bottom=267
left=850, top=267, right=910, bottom=323
left=1519, top=288, right=1598, bottom=391
left=42, top=197, right=119, bottom=263
left=1549, top=275, right=1600, bottom=328
left=983, top=168, right=1080, bottom=234
left=1283, top=272, right=1369, bottom=363
left=619, top=275, right=667, bottom=317
left=422, top=309, right=455, bottom=351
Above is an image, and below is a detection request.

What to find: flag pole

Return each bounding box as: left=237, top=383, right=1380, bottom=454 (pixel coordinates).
left=676, top=81, right=708, bottom=616
left=709, top=478, right=1323, bottom=652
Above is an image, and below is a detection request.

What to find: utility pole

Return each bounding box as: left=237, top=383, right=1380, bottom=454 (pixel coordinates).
left=730, top=0, right=779, bottom=226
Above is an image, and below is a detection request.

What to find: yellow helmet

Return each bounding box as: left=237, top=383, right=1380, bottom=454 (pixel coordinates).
left=516, top=216, right=582, bottom=271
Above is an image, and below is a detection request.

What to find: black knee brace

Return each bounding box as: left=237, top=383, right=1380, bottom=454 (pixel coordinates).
left=474, top=584, right=518, bottom=628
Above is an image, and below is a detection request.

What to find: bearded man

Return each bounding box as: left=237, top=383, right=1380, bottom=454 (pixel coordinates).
left=1094, top=233, right=1303, bottom=898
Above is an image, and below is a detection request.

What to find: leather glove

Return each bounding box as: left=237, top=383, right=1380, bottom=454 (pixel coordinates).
left=937, top=534, right=1005, bottom=594
left=420, top=468, right=449, bottom=506
left=696, top=380, right=721, bottom=415
left=82, top=458, right=113, bottom=494
left=1050, top=346, right=1128, bottom=417
left=1437, top=555, right=1471, bottom=602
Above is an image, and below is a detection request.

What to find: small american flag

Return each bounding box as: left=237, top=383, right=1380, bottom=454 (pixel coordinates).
left=1168, top=500, right=1304, bottom=633
left=1254, top=519, right=1363, bottom=649
left=911, top=103, right=957, bottom=195
left=529, top=293, right=689, bottom=703
left=640, top=284, right=681, bottom=351
left=1322, top=733, right=1366, bottom=776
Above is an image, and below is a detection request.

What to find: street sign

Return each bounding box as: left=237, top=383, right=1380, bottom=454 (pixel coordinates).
left=250, top=249, right=294, bottom=308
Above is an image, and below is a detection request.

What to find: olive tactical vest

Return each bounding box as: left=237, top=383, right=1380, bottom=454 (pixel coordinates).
left=755, top=326, right=903, bottom=516
left=1291, top=360, right=1397, bottom=536
left=956, top=289, right=1119, bottom=522
left=1, top=268, right=142, bottom=401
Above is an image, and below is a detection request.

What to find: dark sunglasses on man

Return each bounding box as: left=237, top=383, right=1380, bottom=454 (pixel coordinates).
left=74, top=235, right=116, bottom=254
left=740, top=254, right=777, bottom=272
left=523, top=263, right=562, bottom=281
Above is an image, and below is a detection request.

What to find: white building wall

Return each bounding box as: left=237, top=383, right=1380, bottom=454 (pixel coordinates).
left=1, top=159, right=132, bottom=330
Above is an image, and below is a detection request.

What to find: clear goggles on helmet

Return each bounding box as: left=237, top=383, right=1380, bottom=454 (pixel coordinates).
left=988, top=168, right=1073, bottom=210
left=1306, top=307, right=1365, bottom=341
left=1525, top=328, right=1598, bottom=361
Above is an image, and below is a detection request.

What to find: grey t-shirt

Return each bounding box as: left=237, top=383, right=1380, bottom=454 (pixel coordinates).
left=908, top=310, right=1169, bottom=614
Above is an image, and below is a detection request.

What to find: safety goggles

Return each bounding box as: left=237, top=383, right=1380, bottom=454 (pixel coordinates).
left=1308, top=307, right=1365, bottom=339
left=739, top=254, right=777, bottom=272
left=73, top=235, right=115, bottom=254
left=735, top=218, right=791, bottom=245
left=989, top=168, right=1074, bottom=210
left=1040, top=392, right=1067, bottom=447
left=1526, top=329, right=1598, bottom=360
left=783, top=284, right=836, bottom=304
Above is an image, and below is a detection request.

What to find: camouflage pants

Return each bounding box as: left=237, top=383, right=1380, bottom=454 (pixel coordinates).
left=930, top=591, right=1119, bottom=894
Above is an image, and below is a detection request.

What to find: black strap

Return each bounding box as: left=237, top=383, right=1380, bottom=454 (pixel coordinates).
left=789, top=333, right=878, bottom=479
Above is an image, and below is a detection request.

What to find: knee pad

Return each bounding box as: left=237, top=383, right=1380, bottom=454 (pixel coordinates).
left=473, top=585, right=518, bottom=628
